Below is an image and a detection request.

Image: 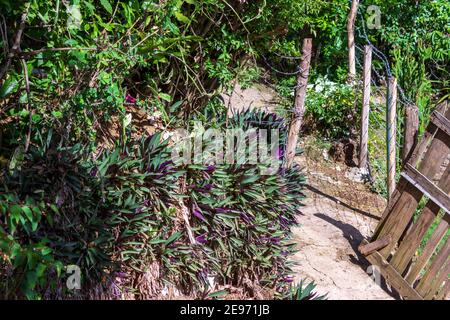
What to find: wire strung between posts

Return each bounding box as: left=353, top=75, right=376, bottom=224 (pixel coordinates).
left=260, top=54, right=303, bottom=76
left=354, top=4, right=414, bottom=107
left=260, top=75, right=307, bottom=92
left=354, top=43, right=406, bottom=151
left=271, top=51, right=302, bottom=60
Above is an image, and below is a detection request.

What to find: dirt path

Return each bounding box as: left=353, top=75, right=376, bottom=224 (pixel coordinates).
left=226, top=82, right=395, bottom=300
left=291, top=139, right=395, bottom=299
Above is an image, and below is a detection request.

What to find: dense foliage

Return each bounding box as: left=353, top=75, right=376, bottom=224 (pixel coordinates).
left=0, top=107, right=305, bottom=299
left=0, top=0, right=448, bottom=299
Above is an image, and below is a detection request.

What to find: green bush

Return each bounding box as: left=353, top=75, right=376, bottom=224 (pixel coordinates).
left=0, top=110, right=305, bottom=299
left=304, top=76, right=359, bottom=139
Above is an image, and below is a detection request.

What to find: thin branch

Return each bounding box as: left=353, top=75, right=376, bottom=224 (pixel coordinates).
left=21, top=58, right=32, bottom=152
left=0, top=4, right=29, bottom=80
left=19, top=46, right=97, bottom=58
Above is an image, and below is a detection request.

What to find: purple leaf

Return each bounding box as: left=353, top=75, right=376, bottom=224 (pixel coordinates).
left=193, top=208, right=206, bottom=222
left=135, top=207, right=143, bottom=214
left=195, top=233, right=207, bottom=244
left=125, top=93, right=137, bottom=104
left=89, top=167, right=98, bottom=177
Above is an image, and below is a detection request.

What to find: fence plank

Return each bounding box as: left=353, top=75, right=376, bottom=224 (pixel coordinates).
left=391, top=167, right=450, bottom=274
left=415, top=239, right=450, bottom=297
left=286, top=38, right=312, bottom=168
left=401, top=164, right=450, bottom=214
left=375, top=109, right=449, bottom=229
left=405, top=213, right=450, bottom=285
left=424, top=260, right=450, bottom=300
left=361, top=240, right=423, bottom=300
left=390, top=203, right=439, bottom=273
left=363, top=101, right=450, bottom=300
left=430, top=111, right=450, bottom=137
left=376, top=185, right=422, bottom=258
left=375, top=114, right=450, bottom=258
left=359, top=45, right=372, bottom=168
left=402, top=104, right=419, bottom=163
left=359, top=235, right=391, bottom=256
left=407, top=105, right=449, bottom=169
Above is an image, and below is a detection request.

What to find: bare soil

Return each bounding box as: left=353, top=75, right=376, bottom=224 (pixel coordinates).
left=227, top=82, right=396, bottom=300
left=291, top=136, right=395, bottom=299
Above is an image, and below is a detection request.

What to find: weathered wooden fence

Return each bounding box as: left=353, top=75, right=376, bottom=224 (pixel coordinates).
left=359, top=103, right=450, bottom=300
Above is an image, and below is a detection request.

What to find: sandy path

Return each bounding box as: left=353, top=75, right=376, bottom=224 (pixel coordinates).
left=290, top=144, right=395, bottom=300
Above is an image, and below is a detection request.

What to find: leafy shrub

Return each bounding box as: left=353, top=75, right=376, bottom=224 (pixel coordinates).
left=304, top=76, right=359, bottom=139
left=1, top=109, right=305, bottom=299
left=237, top=65, right=262, bottom=90
left=0, top=130, right=185, bottom=298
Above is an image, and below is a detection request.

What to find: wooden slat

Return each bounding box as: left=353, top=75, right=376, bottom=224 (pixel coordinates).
left=359, top=235, right=391, bottom=256
left=434, top=279, right=450, bottom=300
left=407, top=123, right=437, bottom=168
left=436, top=100, right=448, bottom=114
left=374, top=126, right=450, bottom=258
left=408, top=105, right=450, bottom=167
left=424, top=260, right=450, bottom=300
left=391, top=168, right=450, bottom=276
left=375, top=184, right=423, bottom=258
left=390, top=201, right=440, bottom=274
left=430, top=111, right=450, bottom=137
left=402, top=163, right=450, bottom=214
left=402, top=104, right=419, bottom=163
left=405, top=213, right=450, bottom=284
left=415, top=239, right=450, bottom=297
left=364, top=103, right=450, bottom=300
left=361, top=240, right=423, bottom=300
left=375, top=178, right=409, bottom=232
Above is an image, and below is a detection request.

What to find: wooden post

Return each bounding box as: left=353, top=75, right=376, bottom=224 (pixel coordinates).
left=402, top=104, right=419, bottom=163
left=387, top=77, right=397, bottom=200
left=286, top=38, right=312, bottom=168
left=359, top=45, right=372, bottom=169
left=347, top=0, right=359, bottom=82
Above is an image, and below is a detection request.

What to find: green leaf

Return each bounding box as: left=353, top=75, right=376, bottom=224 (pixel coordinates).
left=170, top=100, right=183, bottom=112
left=158, top=92, right=171, bottom=102
left=31, top=114, right=41, bottom=123
left=165, top=232, right=182, bottom=245
left=22, top=206, right=34, bottom=222
left=10, top=205, right=22, bottom=223
left=19, top=92, right=27, bottom=103
left=52, top=111, right=63, bottom=118
left=0, top=76, right=19, bottom=98
left=207, top=289, right=228, bottom=299
left=50, top=204, right=59, bottom=214
left=36, top=263, right=47, bottom=277
left=174, top=12, right=190, bottom=24
left=241, top=174, right=260, bottom=185
left=100, top=0, right=113, bottom=14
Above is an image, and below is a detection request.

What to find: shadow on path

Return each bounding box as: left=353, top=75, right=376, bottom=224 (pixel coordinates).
left=306, top=184, right=381, bottom=221
left=314, top=213, right=399, bottom=299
